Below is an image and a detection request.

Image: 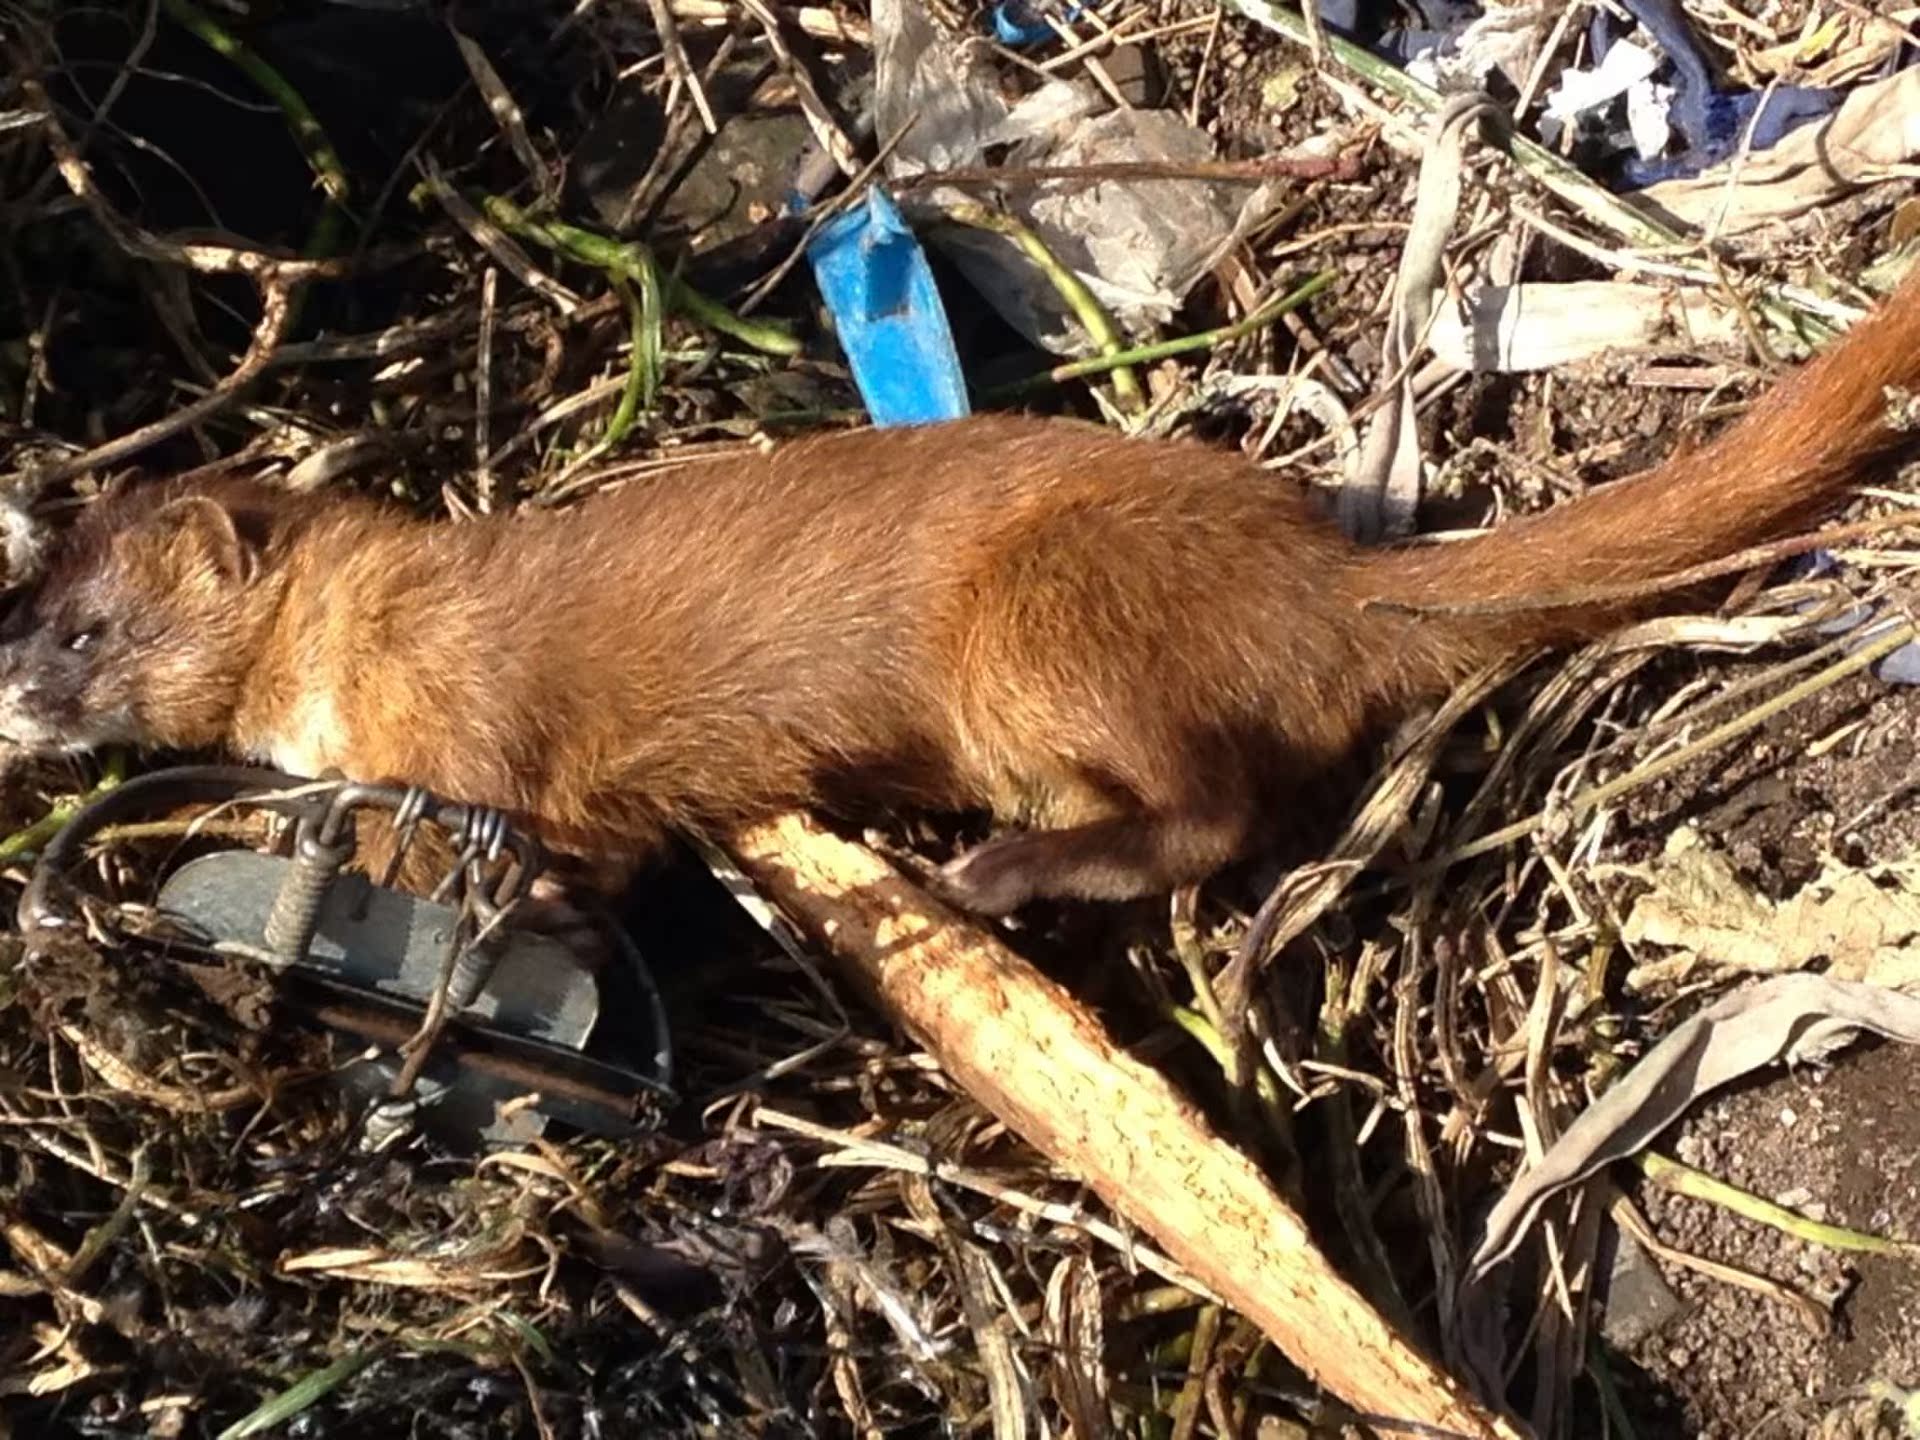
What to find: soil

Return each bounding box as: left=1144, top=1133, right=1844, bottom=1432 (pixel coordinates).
left=1627, top=669, right=1920, bottom=894
left=1588, top=658, right=1920, bottom=1435
left=1611, top=1038, right=1920, bottom=1439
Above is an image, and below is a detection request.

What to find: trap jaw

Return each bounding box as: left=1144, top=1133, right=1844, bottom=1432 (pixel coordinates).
left=18, top=765, right=674, bottom=1147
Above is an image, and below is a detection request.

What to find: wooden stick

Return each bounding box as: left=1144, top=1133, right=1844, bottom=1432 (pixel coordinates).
left=731, top=813, right=1524, bottom=1439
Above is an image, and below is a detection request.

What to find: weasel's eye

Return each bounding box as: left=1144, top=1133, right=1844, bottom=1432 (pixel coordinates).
left=64, top=625, right=101, bottom=653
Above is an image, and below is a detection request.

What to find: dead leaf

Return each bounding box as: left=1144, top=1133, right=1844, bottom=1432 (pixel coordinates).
left=1622, top=827, right=1920, bottom=988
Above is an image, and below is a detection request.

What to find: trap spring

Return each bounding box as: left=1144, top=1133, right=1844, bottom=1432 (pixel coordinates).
left=20, top=764, right=674, bottom=1144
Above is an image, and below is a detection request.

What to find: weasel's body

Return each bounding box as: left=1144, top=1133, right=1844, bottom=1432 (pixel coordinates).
left=8, top=270, right=1920, bottom=913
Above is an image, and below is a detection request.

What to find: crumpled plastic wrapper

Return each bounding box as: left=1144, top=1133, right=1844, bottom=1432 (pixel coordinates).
left=871, top=0, right=1288, bottom=353
left=1404, top=0, right=1557, bottom=96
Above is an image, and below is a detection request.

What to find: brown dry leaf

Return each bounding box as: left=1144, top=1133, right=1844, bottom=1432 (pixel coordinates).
left=1740, top=7, right=1920, bottom=87
left=1621, top=828, right=1920, bottom=990
left=277, top=1244, right=543, bottom=1289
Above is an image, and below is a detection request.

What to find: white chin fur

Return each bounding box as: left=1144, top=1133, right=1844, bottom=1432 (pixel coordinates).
left=0, top=704, right=133, bottom=755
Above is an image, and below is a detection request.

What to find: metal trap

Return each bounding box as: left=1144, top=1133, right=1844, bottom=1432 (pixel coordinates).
left=18, top=765, right=675, bottom=1147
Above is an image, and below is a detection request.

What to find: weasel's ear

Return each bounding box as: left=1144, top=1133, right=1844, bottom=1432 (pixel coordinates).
left=152, top=495, right=258, bottom=585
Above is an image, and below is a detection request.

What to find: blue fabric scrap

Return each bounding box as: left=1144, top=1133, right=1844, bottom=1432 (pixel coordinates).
left=1596, top=0, right=1841, bottom=187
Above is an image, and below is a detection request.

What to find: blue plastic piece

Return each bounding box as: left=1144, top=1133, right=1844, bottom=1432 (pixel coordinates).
left=804, top=186, right=970, bottom=428
left=992, top=0, right=1084, bottom=47
left=1882, top=639, right=1920, bottom=686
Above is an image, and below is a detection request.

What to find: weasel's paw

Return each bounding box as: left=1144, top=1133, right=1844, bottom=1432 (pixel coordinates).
left=514, top=879, right=612, bottom=972
left=930, top=838, right=1038, bottom=917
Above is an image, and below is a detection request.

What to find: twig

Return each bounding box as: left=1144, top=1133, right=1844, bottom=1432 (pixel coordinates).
left=754, top=1107, right=1208, bottom=1293
left=31, top=275, right=296, bottom=484
left=23, top=77, right=367, bottom=283
left=61, top=1146, right=150, bottom=1287
left=449, top=26, right=547, bottom=183
left=895, top=153, right=1361, bottom=191
left=1611, top=1193, right=1830, bottom=1333
left=1216, top=653, right=1526, bottom=1080
left=734, top=109, right=906, bottom=318
left=667, top=0, right=870, bottom=44
left=740, top=0, right=858, bottom=173
left=475, top=266, right=499, bottom=510
left=1169, top=1304, right=1222, bottom=1440
left=73, top=0, right=161, bottom=160
left=422, top=169, right=582, bottom=317
left=648, top=0, right=719, bottom=134
left=731, top=813, right=1527, bottom=1439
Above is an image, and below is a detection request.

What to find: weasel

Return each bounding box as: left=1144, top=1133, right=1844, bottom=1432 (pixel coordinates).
left=4, top=269, right=1920, bottom=916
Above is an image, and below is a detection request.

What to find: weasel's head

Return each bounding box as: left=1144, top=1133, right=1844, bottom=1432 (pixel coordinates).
left=0, top=482, right=282, bottom=755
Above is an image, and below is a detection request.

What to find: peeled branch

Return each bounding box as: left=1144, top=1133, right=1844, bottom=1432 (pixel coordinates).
left=730, top=811, right=1525, bottom=1439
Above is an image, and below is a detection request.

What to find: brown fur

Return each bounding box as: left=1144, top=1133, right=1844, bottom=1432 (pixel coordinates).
left=7, top=271, right=1920, bottom=915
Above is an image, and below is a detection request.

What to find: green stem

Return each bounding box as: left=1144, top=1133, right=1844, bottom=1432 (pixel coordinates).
left=1640, top=1151, right=1920, bottom=1259
left=482, top=196, right=801, bottom=357
left=940, top=200, right=1145, bottom=412
left=989, top=269, right=1335, bottom=396
left=215, top=1347, right=381, bottom=1440
left=601, top=275, right=658, bottom=450
left=0, top=753, right=127, bottom=865
left=1168, top=1004, right=1290, bottom=1123
left=160, top=0, right=349, bottom=257
left=666, top=277, right=801, bottom=357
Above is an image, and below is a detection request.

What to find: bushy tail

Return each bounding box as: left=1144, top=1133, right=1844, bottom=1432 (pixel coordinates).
left=1361, top=267, right=1920, bottom=657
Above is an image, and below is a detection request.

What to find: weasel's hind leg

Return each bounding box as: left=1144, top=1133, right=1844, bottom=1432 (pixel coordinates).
left=932, top=806, right=1252, bottom=916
